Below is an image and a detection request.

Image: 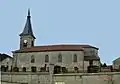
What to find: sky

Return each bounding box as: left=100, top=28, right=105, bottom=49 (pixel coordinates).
left=0, top=0, right=120, bottom=64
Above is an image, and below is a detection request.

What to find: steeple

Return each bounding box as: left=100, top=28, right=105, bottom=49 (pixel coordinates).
left=28, top=9, right=30, bottom=17
left=19, top=9, right=35, bottom=39
left=19, top=9, right=36, bottom=49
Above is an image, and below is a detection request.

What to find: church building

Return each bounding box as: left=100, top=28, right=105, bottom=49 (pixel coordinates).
left=12, top=10, right=100, bottom=73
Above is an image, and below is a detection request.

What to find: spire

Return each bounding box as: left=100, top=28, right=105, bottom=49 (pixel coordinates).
left=20, top=9, right=35, bottom=39
left=28, top=8, right=30, bottom=16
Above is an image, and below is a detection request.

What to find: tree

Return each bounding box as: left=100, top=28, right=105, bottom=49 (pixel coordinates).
left=102, top=63, right=107, bottom=67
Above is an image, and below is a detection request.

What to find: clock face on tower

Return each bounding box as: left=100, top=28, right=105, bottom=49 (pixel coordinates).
left=24, top=40, right=27, bottom=43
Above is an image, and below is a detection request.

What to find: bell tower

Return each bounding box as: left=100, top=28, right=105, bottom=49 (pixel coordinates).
left=19, top=9, right=36, bottom=49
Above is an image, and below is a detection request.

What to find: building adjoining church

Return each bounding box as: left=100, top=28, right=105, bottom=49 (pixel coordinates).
left=2, top=10, right=101, bottom=73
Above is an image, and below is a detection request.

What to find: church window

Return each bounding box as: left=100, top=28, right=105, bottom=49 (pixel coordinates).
left=31, top=40, right=34, bottom=46
left=23, top=40, right=28, bottom=47
left=73, top=54, right=77, bottom=62
left=23, top=43, right=27, bottom=47
left=58, top=53, right=62, bottom=62
left=45, top=55, right=49, bottom=62
left=31, top=55, right=35, bottom=63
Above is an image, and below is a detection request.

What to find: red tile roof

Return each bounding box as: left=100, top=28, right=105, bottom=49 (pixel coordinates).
left=13, top=44, right=98, bottom=53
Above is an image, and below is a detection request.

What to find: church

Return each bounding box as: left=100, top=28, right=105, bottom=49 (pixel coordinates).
left=12, top=9, right=100, bottom=73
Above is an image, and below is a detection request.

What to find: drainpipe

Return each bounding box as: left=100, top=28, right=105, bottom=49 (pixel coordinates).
left=49, top=63, right=54, bottom=84
left=83, top=57, right=84, bottom=73
left=83, top=49, right=85, bottom=73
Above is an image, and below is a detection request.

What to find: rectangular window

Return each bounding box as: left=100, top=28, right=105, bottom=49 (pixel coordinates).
left=45, top=55, right=49, bottom=62
left=73, top=54, right=77, bottom=62
left=58, top=54, right=62, bottom=62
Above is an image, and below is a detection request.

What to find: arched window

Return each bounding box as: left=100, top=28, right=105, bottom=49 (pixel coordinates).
left=45, top=55, right=49, bottom=62
left=31, top=40, right=34, bottom=46
left=58, top=53, right=62, bottom=62
left=31, top=55, right=35, bottom=63
left=23, top=40, right=28, bottom=47
left=73, top=54, right=77, bottom=62
left=23, top=43, right=27, bottom=47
